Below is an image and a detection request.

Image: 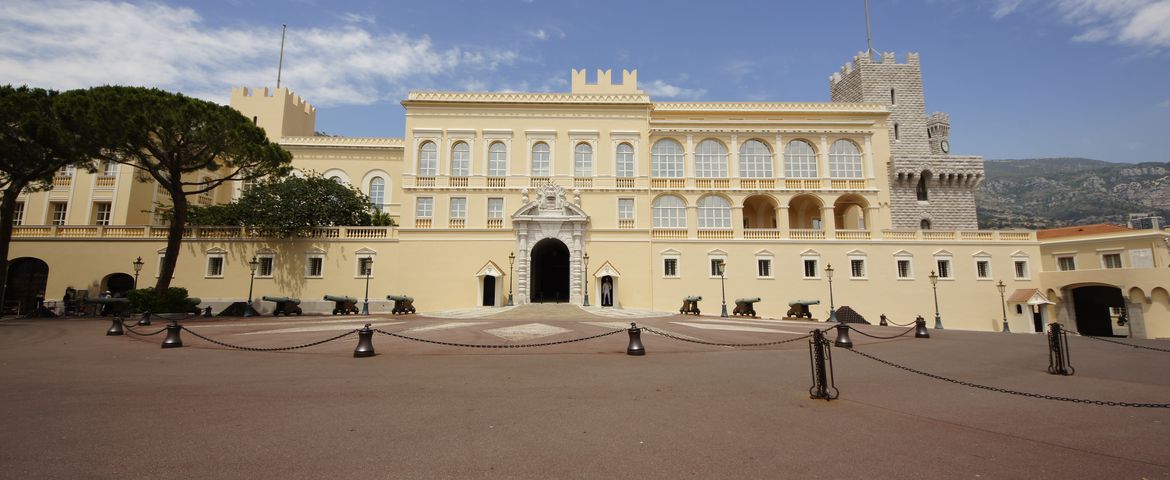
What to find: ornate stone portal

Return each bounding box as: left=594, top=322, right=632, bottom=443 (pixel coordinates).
left=512, top=184, right=589, bottom=304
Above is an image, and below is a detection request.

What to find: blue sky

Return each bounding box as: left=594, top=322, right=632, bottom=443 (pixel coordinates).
left=2, top=0, right=1168, bottom=163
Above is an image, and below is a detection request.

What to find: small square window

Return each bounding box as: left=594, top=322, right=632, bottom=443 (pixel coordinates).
left=1014, top=260, right=1029, bottom=279
left=757, top=259, right=772, bottom=278
left=50, top=202, right=68, bottom=226
left=487, top=198, right=504, bottom=219
left=975, top=260, right=991, bottom=279
left=416, top=197, right=433, bottom=218
left=1057, top=256, right=1076, bottom=271
left=663, top=258, right=678, bottom=278
left=206, top=256, right=224, bottom=278
left=1102, top=253, right=1122, bottom=269
left=257, top=256, right=274, bottom=278
left=618, top=198, right=634, bottom=220
left=850, top=259, right=866, bottom=279
left=803, top=259, right=819, bottom=278
left=896, top=259, right=913, bottom=279
left=357, top=257, right=374, bottom=277
left=1016, top=304, right=1024, bottom=314
left=936, top=259, right=952, bottom=279
left=93, top=202, right=112, bottom=226
left=306, top=256, right=324, bottom=278
left=709, top=258, right=726, bottom=277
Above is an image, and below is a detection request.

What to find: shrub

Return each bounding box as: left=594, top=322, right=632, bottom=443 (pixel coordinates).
left=126, top=287, right=191, bottom=313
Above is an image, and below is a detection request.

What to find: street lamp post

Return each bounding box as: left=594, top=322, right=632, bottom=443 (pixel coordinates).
left=362, top=257, right=373, bottom=315
left=825, top=263, right=837, bottom=322
left=507, top=252, right=515, bottom=306
left=929, top=270, right=943, bottom=329
left=997, top=280, right=1010, bottom=333
left=132, top=256, right=144, bottom=289
left=244, top=256, right=258, bottom=317
left=718, top=260, right=728, bottom=318
left=582, top=252, right=590, bottom=307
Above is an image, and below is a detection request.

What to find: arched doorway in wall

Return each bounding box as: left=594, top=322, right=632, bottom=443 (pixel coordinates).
left=833, top=194, right=868, bottom=230
left=742, top=195, right=778, bottom=229
left=100, top=273, right=135, bottom=297
left=787, top=195, right=823, bottom=230
left=530, top=238, right=570, bottom=303
left=1071, top=285, right=1126, bottom=336
left=5, top=257, right=49, bottom=315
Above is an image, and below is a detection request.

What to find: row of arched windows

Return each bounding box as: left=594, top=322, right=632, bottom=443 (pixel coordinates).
left=650, top=194, right=869, bottom=230
left=416, top=138, right=865, bottom=179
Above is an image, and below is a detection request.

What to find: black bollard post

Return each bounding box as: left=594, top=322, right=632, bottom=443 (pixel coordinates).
left=833, top=323, right=853, bottom=348
left=807, top=329, right=838, bottom=401
left=914, top=315, right=930, bottom=339
left=138, top=312, right=151, bottom=326
left=626, top=322, right=645, bottom=356
left=161, top=320, right=183, bottom=348
left=354, top=324, right=375, bottom=358
left=106, top=316, right=125, bottom=336
left=1047, top=323, right=1074, bottom=376
left=879, top=314, right=888, bottom=326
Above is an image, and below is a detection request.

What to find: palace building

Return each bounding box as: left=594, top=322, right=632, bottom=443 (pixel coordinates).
left=8, top=51, right=1169, bottom=338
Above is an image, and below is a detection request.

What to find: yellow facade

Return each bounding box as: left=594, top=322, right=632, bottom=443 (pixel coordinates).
left=7, top=58, right=1169, bottom=337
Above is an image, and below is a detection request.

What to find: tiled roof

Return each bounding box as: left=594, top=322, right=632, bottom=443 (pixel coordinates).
left=1036, top=224, right=1132, bottom=240
left=1007, top=289, right=1038, bottom=303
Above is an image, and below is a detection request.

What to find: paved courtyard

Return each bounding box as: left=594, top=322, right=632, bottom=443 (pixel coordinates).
left=2, top=304, right=1168, bottom=479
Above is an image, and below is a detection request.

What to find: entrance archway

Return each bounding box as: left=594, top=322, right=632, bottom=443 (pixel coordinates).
left=101, top=273, right=135, bottom=297
left=1071, top=285, right=1125, bottom=336
left=530, top=238, right=570, bottom=303
left=5, top=257, right=49, bottom=315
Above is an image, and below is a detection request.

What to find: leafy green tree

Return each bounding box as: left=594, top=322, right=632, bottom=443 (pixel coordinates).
left=0, top=86, right=100, bottom=307
left=189, top=173, right=374, bottom=237
left=69, top=86, right=292, bottom=290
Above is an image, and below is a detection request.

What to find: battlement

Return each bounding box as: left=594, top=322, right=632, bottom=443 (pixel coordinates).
left=230, top=86, right=316, bottom=115
left=571, top=69, right=640, bottom=95
left=927, top=112, right=950, bottom=124
left=830, top=51, right=921, bottom=84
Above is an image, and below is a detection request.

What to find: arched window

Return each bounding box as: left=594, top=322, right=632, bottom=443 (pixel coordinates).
left=651, top=139, right=684, bottom=178
left=451, top=142, right=470, bottom=177
left=784, top=140, right=817, bottom=178
left=697, top=195, right=731, bottom=228
left=531, top=142, right=550, bottom=176
left=739, top=140, right=772, bottom=178
left=916, top=172, right=930, bottom=201
left=418, top=141, right=437, bottom=176
left=329, top=176, right=344, bottom=184
left=574, top=143, right=593, bottom=177
left=652, top=195, right=686, bottom=228
left=368, top=177, right=385, bottom=211
left=488, top=142, right=507, bottom=177
left=615, top=143, right=634, bottom=178
left=920, top=218, right=932, bottom=230
left=694, top=139, right=728, bottom=178
left=829, top=140, right=863, bottom=178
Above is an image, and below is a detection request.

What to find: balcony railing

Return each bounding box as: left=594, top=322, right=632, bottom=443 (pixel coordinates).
left=829, top=179, right=867, bottom=190
left=487, top=218, right=504, bottom=229
left=449, top=218, right=466, bottom=229
left=573, top=177, right=593, bottom=188
left=785, top=179, right=821, bottom=190
left=697, top=228, right=733, bottom=239
left=616, top=178, right=636, bottom=188
left=744, top=228, right=782, bottom=240
left=696, top=178, right=730, bottom=189
left=94, top=176, right=117, bottom=188
left=414, top=218, right=432, bottom=229
left=834, top=229, right=872, bottom=240
left=618, top=219, right=635, bottom=229
left=790, top=229, right=826, bottom=240
left=739, top=179, right=775, bottom=190
left=486, top=177, right=506, bottom=188
left=530, top=176, right=550, bottom=187
left=651, top=228, right=687, bottom=239
left=449, top=176, right=468, bottom=187
left=10, top=225, right=398, bottom=240
left=53, top=176, right=72, bottom=189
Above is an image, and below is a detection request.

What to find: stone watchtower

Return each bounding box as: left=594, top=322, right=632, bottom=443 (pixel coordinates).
left=830, top=52, right=982, bottom=230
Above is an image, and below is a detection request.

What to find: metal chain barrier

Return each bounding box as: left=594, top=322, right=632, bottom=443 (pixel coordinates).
left=848, top=325, right=918, bottom=340
left=842, top=346, right=1170, bottom=408
left=884, top=318, right=916, bottom=327
left=1069, top=332, right=1170, bottom=353
left=642, top=326, right=818, bottom=347
left=373, top=327, right=625, bottom=349
left=179, top=326, right=358, bottom=352
left=123, top=324, right=168, bottom=336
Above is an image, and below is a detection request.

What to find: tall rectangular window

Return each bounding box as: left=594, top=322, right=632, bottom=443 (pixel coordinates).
left=1057, top=256, right=1076, bottom=271
left=488, top=143, right=507, bottom=177
left=757, top=259, right=772, bottom=278
left=936, top=259, right=952, bottom=278
left=12, top=202, right=24, bottom=226
left=357, top=257, right=374, bottom=277
left=449, top=197, right=467, bottom=220
left=615, top=143, right=634, bottom=177
left=257, top=255, right=274, bottom=278
left=487, top=198, right=504, bottom=219
left=850, top=259, right=866, bottom=278
left=416, top=197, right=433, bottom=218
left=803, top=259, right=819, bottom=278
left=1014, top=260, right=1029, bottom=279
left=663, top=258, right=678, bottom=278
left=93, top=202, right=112, bottom=226
left=103, top=161, right=118, bottom=176
left=896, top=259, right=912, bottom=279
left=975, top=260, right=991, bottom=279
left=451, top=142, right=471, bottom=177
left=50, top=202, right=68, bottom=225
left=618, top=198, right=634, bottom=220
left=1102, top=253, right=1123, bottom=269
left=574, top=143, right=593, bottom=177
left=709, top=258, right=725, bottom=277
left=206, top=255, right=224, bottom=278
left=531, top=142, right=550, bottom=176
left=306, top=256, right=324, bottom=278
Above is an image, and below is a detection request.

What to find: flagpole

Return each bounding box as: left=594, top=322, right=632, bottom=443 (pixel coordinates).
left=277, top=24, right=287, bottom=88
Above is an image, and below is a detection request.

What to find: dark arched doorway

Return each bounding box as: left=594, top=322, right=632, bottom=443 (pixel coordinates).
left=101, top=273, right=135, bottom=297
left=482, top=276, right=496, bottom=306
left=5, top=257, right=49, bottom=315
left=1071, top=285, right=1125, bottom=337
left=531, top=238, right=569, bottom=303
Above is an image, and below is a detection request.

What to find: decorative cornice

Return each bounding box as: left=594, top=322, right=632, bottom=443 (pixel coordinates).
left=280, top=136, right=404, bottom=148
left=406, top=91, right=652, bottom=104
left=653, top=102, right=888, bottom=113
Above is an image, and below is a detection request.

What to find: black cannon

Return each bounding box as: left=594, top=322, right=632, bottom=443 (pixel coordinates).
left=680, top=295, right=702, bottom=315
left=386, top=294, right=416, bottom=315
left=184, top=297, right=204, bottom=315
left=786, top=299, right=821, bottom=319
left=733, top=297, right=761, bottom=317
left=261, top=296, right=303, bottom=316
left=86, top=297, right=131, bottom=317
left=324, top=295, right=359, bottom=315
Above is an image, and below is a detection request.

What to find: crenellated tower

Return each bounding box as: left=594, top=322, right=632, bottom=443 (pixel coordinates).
left=230, top=86, right=317, bottom=142
left=830, top=52, right=982, bottom=230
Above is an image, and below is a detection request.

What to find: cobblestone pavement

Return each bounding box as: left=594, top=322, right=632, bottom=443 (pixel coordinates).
left=2, top=308, right=1169, bottom=479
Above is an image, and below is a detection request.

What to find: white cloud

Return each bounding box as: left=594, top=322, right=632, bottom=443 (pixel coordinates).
left=339, top=12, right=375, bottom=24
left=0, top=0, right=519, bottom=106
left=642, top=80, right=706, bottom=100
left=993, top=0, right=1170, bottom=49
left=529, top=29, right=549, bottom=41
